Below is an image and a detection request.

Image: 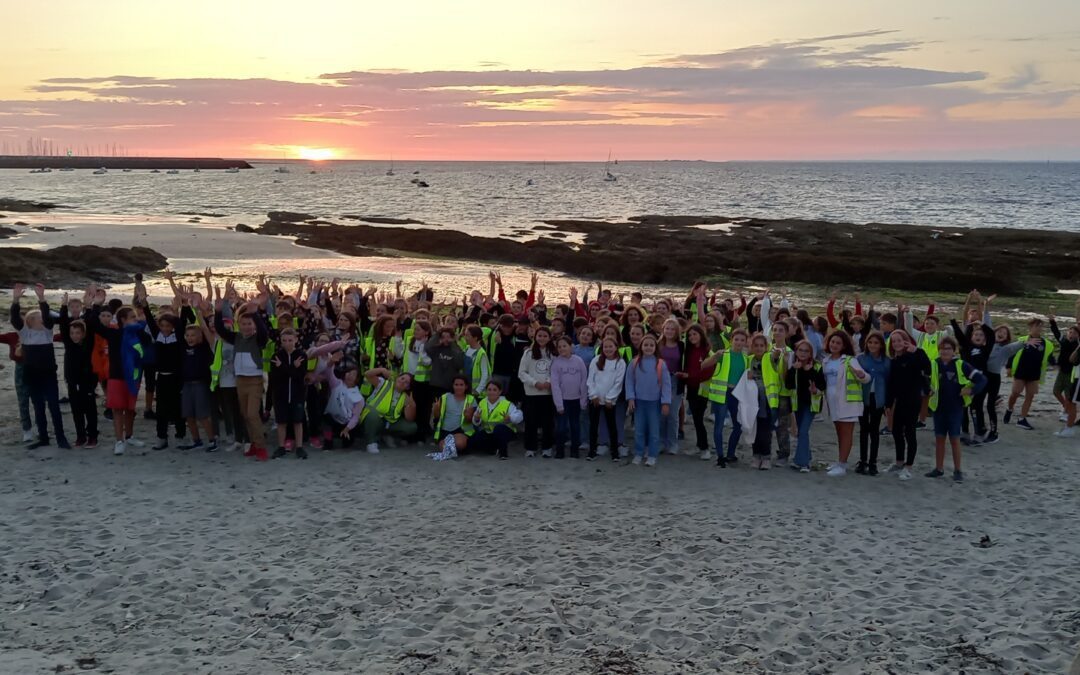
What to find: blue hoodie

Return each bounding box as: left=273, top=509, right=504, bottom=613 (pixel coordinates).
left=624, top=355, right=672, bottom=404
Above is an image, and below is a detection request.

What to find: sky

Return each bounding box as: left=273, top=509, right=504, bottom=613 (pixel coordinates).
left=1, top=0, right=1078, bottom=160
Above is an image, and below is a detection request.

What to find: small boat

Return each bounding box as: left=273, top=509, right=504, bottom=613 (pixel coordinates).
left=224, top=167, right=239, bottom=173
left=386, top=156, right=395, bottom=176
left=273, top=166, right=290, bottom=174
left=193, top=168, right=201, bottom=173
left=412, top=170, right=420, bottom=175
left=525, top=179, right=535, bottom=187
left=604, top=171, right=617, bottom=182
left=59, top=167, right=74, bottom=172
left=603, top=150, right=617, bottom=182
left=29, top=168, right=52, bottom=174
left=166, top=169, right=179, bottom=175
left=150, top=169, right=161, bottom=174
left=417, top=180, right=430, bottom=188
left=309, top=170, right=317, bottom=174
left=92, top=167, right=108, bottom=175
left=122, top=168, right=133, bottom=173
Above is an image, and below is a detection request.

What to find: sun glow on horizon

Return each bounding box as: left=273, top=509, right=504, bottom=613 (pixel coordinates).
left=296, top=146, right=336, bottom=161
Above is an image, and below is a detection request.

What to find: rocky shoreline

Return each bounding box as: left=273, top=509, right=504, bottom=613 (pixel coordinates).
left=247, top=214, right=1080, bottom=294
left=0, top=245, right=167, bottom=287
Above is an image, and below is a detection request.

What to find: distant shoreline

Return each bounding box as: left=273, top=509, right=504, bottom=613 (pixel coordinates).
left=0, top=156, right=252, bottom=170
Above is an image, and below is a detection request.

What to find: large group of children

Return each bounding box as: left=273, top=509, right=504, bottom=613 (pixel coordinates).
left=4, top=269, right=1078, bottom=483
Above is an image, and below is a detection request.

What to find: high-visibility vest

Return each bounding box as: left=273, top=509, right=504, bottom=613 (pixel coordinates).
left=360, top=379, right=407, bottom=423
left=918, top=331, right=941, bottom=360
left=477, top=397, right=512, bottom=433
left=470, top=347, right=488, bottom=393
left=929, top=358, right=973, bottom=411
left=434, top=393, right=476, bottom=439
left=789, top=363, right=823, bottom=413
left=210, top=339, right=223, bottom=391
left=768, top=344, right=793, bottom=397
left=752, top=354, right=782, bottom=410
left=703, top=351, right=751, bottom=404
left=841, top=356, right=864, bottom=403
left=1010, top=335, right=1054, bottom=383
left=405, top=336, right=431, bottom=382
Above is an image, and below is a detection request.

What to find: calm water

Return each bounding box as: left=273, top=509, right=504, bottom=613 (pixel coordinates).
left=2, top=161, right=1078, bottom=233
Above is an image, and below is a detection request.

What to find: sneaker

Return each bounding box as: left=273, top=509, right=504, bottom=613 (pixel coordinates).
left=297, top=447, right=308, bottom=459
left=868, top=464, right=879, bottom=476
left=75, top=436, right=87, bottom=448
left=886, top=463, right=903, bottom=474
left=644, top=457, right=657, bottom=467
left=700, top=449, right=712, bottom=461
left=952, top=470, right=964, bottom=483
left=854, top=461, right=867, bottom=475
left=497, top=448, right=508, bottom=460
left=1054, top=426, right=1076, bottom=437
left=253, top=446, right=269, bottom=462
left=366, top=443, right=380, bottom=454
left=22, top=429, right=35, bottom=443
left=982, top=432, right=999, bottom=444
left=678, top=429, right=685, bottom=441
left=205, top=439, right=218, bottom=452
left=177, top=439, right=204, bottom=451
left=898, top=467, right=912, bottom=481
left=243, top=443, right=256, bottom=457
left=84, top=437, right=98, bottom=449
left=799, top=465, right=811, bottom=473
left=915, top=421, right=927, bottom=430
left=750, top=457, right=761, bottom=470
left=113, top=440, right=126, bottom=456
left=879, top=426, right=891, bottom=435
left=272, top=447, right=288, bottom=459
left=1059, top=412, right=1069, bottom=423
left=715, top=456, right=727, bottom=468
left=826, top=463, right=847, bottom=477
left=309, top=437, right=324, bottom=450
left=28, top=439, right=49, bottom=450
left=284, top=439, right=294, bottom=451
left=57, top=437, right=72, bottom=450
left=152, top=438, right=169, bottom=451
left=143, top=409, right=156, bottom=420
left=609, top=452, right=620, bottom=463
left=525, top=450, right=536, bottom=458
left=1016, top=418, right=1034, bottom=431
left=758, top=458, right=770, bottom=471
left=554, top=447, right=565, bottom=459
left=631, top=455, right=643, bottom=465
left=618, top=445, right=629, bottom=458
left=726, top=455, right=738, bottom=464
left=925, top=468, right=945, bottom=478
left=773, top=457, right=788, bottom=469
left=569, top=448, right=580, bottom=459
left=229, top=441, right=243, bottom=452
left=125, top=437, right=145, bottom=448
left=541, top=448, right=553, bottom=458
left=1003, top=409, right=1013, bottom=425
left=596, top=444, right=609, bottom=456
left=586, top=449, right=597, bottom=461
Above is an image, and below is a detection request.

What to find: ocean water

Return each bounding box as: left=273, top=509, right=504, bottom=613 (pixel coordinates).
left=2, top=161, right=1078, bottom=234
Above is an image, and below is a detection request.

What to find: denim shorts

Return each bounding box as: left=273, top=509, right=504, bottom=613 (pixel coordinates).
left=932, top=408, right=962, bottom=438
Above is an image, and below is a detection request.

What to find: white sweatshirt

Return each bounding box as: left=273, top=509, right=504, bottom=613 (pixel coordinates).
left=587, top=357, right=627, bottom=405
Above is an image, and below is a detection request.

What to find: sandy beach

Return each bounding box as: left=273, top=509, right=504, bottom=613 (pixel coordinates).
left=1, top=341, right=1078, bottom=673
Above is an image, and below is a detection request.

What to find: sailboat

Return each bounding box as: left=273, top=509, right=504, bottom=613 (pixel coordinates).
left=386, top=156, right=395, bottom=176
left=224, top=167, right=240, bottom=173
left=273, top=165, right=290, bottom=174
left=92, top=167, right=108, bottom=175
left=603, top=151, right=617, bottom=182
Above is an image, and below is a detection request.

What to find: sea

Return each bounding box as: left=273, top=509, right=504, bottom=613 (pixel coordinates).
left=2, top=160, right=1079, bottom=234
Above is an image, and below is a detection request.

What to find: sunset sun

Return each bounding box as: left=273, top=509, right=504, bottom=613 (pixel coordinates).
left=296, top=147, right=335, bottom=161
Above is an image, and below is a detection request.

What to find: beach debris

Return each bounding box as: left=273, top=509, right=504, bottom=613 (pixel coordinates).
left=972, top=535, right=995, bottom=548
left=947, top=638, right=1004, bottom=668
left=587, top=647, right=642, bottom=675
left=74, top=655, right=98, bottom=670
left=401, top=651, right=436, bottom=661
left=550, top=596, right=583, bottom=633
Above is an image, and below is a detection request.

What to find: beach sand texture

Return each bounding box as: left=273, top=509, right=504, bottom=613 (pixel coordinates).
left=0, top=356, right=1078, bottom=674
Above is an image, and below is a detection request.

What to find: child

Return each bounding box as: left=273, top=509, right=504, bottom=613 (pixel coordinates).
left=145, top=306, right=186, bottom=450
left=214, top=305, right=270, bottom=461
left=470, top=380, right=524, bottom=459
left=746, top=333, right=785, bottom=470
left=59, top=296, right=98, bottom=448
left=682, top=324, right=713, bottom=460
left=657, top=318, right=686, bottom=456
left=550, top=335, right=588, bottom=459
left=87, top=287, right=149, bottom=455
left=11, top=284, right=69, bottom=449
left=624, top=334, right=672, bottom=467
left=463, top=325, right=491, bottom=397
left=1004, top=318, right=1053, bottom=430
left=821, top=331, right=871, bottom=477
left=518, top=326, right=555, bottom=458
left=856, top=332, right=890, bottom=475
left=785, top=340, right=825, bottom=472
left=179, top=322, right=218, bottom=451
left=358, top=368, right=417, bottom=453
left=430, top=374, right=476, bottom=460
left=270, top=327, right=307, bottom=458
left=701, top=328, right=751, bottom=467
left=926, top=336, right=987, bottom=482
left=586, top=337, right=627, bottom=461
left=306, top=339, right=364, bottom=449
left=884, top=331, right=932, bottom=480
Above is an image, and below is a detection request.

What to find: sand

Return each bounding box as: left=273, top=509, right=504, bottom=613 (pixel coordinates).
left=1, top=348, right=1078, bottom=674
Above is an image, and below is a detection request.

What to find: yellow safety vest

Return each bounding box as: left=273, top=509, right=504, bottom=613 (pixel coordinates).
left=1010, top=335, right=1054, bottom=384
left=434, top=393, right=475, bottom=439
left=478, top=397, right=512, bottom=433
left=752, top=354, right=782, bottom=410
left=919, top=331, right=941, bottom=360
left=703, top=351, right=751, bottom=404
left=841, top=356, right=864, bottom=403
left=360, top=379, right=407, bottom=423
left=929, top=358, right=973, bottom=411
left=470, top=347, right=488, bottom=393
